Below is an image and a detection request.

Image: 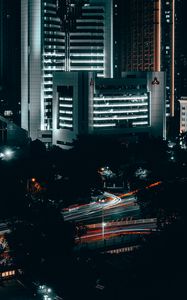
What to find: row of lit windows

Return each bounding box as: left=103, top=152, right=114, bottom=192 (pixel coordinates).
left=1, top=270, right=15, bottom=278
left=58, top=97, right=73, bottom=130
left=93, top=115, right=148, bottom=121
left=93, top=120, right=149, bottom=129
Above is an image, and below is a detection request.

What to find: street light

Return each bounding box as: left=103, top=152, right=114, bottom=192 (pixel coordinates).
left=2, top=148, right=14, bottom=159
left=102, top=222, right=106, bottom=239
left=0, top=152, right=4, bottom=158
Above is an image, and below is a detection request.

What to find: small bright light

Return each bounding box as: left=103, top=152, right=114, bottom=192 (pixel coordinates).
left=4, top=149, right=13, bottom=157
left=47, top=288, right=51, bottom=293
left=102, top=222, right=107, bottom=227
left=39, top=285, right=45, bottom=290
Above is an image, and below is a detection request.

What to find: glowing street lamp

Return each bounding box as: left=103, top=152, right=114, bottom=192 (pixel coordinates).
left=102, top=222, right=106, bottom=239
left=3, top=148, right=14, bottom=159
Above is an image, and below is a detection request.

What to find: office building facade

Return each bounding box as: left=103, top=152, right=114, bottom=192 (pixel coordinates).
left=114, top=0, right=176, bottom=119
left=0, top=0, right=21, bottom=125
left=21, top=0, right=113, bottom=142
left=52, top=71, right=93, bottom=148
left=161, top=0, right=175, bottom=117
left=179, top=97, right=187, bottom=133
left=53, top=71, right=166, bottom=149
left=122, top=0, right=161, bottom=73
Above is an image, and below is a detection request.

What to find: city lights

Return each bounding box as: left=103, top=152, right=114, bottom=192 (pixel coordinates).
left=0, top=0, right=186, bottom=299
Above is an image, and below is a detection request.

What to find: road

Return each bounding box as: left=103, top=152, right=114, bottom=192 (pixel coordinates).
left=63, top=192, right=139, bottom=223
left=62, top=182, right=162, bottom=223
left=75, top=219, right=157, bottom=243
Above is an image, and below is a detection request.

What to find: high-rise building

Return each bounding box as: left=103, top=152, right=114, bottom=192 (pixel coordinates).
left=0, top=0, right=3, bottom=89
left=0, top=0, right=21, bottom=124
left=179, top=97, right=187, bottom=133
left=176, top=1, right=187, bottom=98
left=161, top=0, right=175, bottom=117
left=179, top=55, right=187, bottom=96
left=113, top=0, right=123, bottom=78
left=176, top=1, right=187, bottom=137
left=52, top=71, right=166, bottom=149
left=21, top=0, right=113, bottom=143
left=115, top=0, right=176, bottom=120
left=122, top=0, right=161, bottom=73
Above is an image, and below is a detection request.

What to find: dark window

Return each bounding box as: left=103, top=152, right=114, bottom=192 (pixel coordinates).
left=57, top=140, right=72, bottom=146
left=42, top=134, right=52, bottom=138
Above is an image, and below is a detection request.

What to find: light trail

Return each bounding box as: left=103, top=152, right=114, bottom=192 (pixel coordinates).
left=62, top=181, right=162, bottom=222
left=75, top=222, right=157, bottom=243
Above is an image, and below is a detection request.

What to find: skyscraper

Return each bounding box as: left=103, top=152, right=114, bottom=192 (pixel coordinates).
left=115, top=0, right=176, bottom=120
left=113, top=0, right=123, bottom=78
left=176, top=1, right=187, bottom=98
left=161, top=0, right=175, bottom=117
left=0, top=0, right=20, bottom=124
left=123, top=0, right=161, bottom=72
left=21, top=0, right=113, bottom=142
left=0, top=0, right=3, bottom=89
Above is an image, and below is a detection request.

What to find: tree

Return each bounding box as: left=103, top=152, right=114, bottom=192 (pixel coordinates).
left=6, top=201, right=75, bottom=285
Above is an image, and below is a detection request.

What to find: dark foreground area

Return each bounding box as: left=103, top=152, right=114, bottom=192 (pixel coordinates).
left=0, top=137, right=187, bottom=300
left=0, top=280, right=40, bottom=300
